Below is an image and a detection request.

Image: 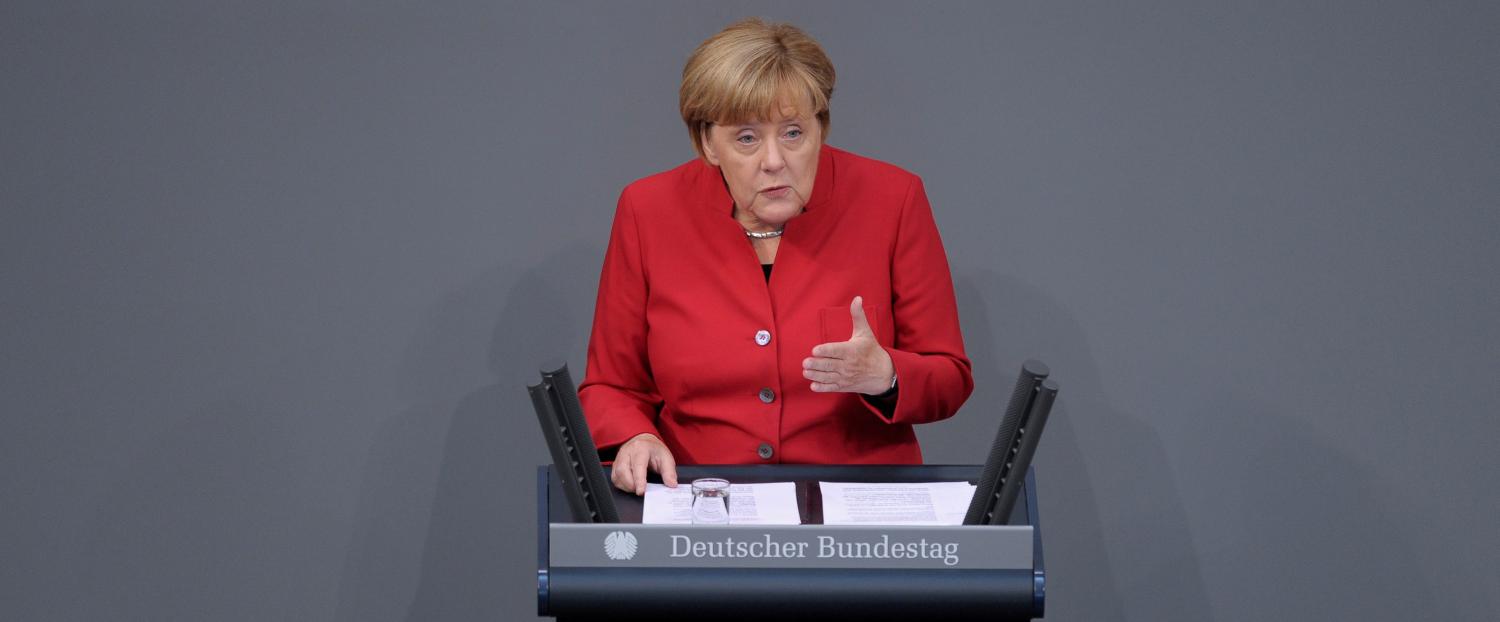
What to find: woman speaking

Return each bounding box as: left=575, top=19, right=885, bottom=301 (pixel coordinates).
left=580, top=18, right=973, bottom=494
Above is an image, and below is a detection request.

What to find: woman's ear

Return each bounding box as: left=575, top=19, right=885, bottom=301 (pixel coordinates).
left=700, top=125, right=720, bottom=166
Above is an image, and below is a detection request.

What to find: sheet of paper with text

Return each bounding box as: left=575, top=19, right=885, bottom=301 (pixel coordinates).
left=642, top=481, right=801, bottom=525
left=818, top=482, right=977, bottom=525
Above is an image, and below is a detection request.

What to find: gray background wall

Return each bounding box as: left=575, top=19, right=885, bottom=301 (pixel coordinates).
left=3, top=1, right=1496, bottom=620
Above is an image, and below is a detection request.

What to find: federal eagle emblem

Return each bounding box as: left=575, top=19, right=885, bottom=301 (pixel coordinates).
left=604, top=530, right=638, bottom=560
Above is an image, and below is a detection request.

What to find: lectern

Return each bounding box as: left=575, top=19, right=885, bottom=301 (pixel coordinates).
left=529, top=360, right=1054, bottom=621
left=536, top=464, right=1046, bottom=621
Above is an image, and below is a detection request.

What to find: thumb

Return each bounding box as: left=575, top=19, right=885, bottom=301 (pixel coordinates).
left=849, top=296, right=873, bottom=339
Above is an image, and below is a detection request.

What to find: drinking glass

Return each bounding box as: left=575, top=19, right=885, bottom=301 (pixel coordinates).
left=690, top=478, right=731, bottom=524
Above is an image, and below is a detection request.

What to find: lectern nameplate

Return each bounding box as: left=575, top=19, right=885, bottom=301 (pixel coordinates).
left=551, top=523, right=1032, bottom=570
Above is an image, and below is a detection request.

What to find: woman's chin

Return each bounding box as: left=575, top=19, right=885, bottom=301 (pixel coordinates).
left=752, top=202, right=806, bottom=227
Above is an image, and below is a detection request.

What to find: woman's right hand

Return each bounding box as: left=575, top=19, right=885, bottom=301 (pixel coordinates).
left=612, top=433, right=678, bottom=495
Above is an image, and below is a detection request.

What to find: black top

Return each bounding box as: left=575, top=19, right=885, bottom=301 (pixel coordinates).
left=762, top=263, right=773, bottom=281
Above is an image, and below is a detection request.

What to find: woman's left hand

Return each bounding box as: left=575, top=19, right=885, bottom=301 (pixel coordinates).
left=802, top=296, right=896, bottom=395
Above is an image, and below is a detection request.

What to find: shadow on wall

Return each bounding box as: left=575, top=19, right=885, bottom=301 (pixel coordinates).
left=1176, top=393, right=1457, bottom=622
left=942, top=268, right=1461, bottom=622
left=331, top=241, right=601, bottom=622
left=928, top=268, right=1215, bottom=622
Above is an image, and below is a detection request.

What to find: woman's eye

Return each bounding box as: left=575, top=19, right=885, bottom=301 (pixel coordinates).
left=784, top=129, right=803, bottom=139
left=736, top=134, right=756, bottom=144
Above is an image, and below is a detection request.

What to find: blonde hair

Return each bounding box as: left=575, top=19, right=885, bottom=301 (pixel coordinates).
left=680, top=18, right=836, bottom=161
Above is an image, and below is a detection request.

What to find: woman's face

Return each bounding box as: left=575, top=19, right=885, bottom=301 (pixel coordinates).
left=701, top=102, right=823, bottom=231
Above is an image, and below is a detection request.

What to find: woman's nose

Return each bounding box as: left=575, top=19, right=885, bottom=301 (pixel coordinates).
left=761, top=140, right=785, bottom=172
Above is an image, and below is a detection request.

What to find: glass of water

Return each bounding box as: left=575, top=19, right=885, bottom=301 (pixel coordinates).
left=690, top=478, right=731, bottom=524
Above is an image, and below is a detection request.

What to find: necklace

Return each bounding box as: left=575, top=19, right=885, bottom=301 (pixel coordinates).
left=744, top=228, right=784, bottom=239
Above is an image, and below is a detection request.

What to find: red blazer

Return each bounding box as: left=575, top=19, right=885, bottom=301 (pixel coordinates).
left=580, top=145, right=973, bottom=465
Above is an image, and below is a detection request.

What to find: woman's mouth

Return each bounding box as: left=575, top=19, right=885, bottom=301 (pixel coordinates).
left=761, top=185, right=791, bottom=198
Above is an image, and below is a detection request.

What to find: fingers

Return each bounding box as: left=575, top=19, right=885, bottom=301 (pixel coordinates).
left=630, top=449, right=649, bottom=495
left=803, top=368, right=842, bottom=385
left=612, top=435, right=655, bottom=495
left=802, top=356, right=840, bottom=372
left=611, top=445, right=638, bottom=493
left=805, top=296, right=881, bottom=393
left=804, top=354, right=846, bottom=391
left=806, top=341, right=891, bottom=394
left=650, top=448, right=678, bottom=488
left=811, top=342, right=852, bottom=359
left=611, top=435, right=679, bottom=495
left=611, top=464, right=628, bottom=492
